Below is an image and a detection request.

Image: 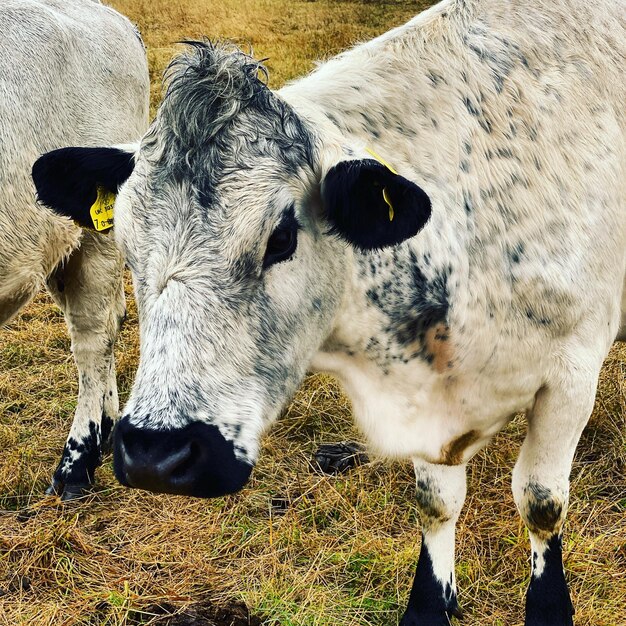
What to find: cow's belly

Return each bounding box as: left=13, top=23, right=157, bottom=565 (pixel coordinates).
left=311, top=349, right=542, bottom=464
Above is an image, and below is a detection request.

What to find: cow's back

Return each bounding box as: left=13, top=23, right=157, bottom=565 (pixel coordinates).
left=490, top=0, right=626, bottom=125
left=454, top=0, right=626, bottom=352
left=287, top=0, right=625, bottom=358
left=0, top=0, right=148, bottom=316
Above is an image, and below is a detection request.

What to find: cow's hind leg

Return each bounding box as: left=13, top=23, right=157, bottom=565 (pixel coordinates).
left=400, top=460, right=466, bottom=626
left=46, top=231, right=125, bottom=500
left=512, top=355, right=603, bottom=626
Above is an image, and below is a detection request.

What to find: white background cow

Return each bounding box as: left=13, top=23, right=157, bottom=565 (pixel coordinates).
left=34, top=0, right=624, bottom=624
left=0, top=0, right=148, bottom=499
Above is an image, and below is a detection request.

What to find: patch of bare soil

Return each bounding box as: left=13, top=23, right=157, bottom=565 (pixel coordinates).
left=138, top=597, right=264, bottom=626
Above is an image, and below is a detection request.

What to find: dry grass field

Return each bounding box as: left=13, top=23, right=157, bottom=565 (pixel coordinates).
left=1, top=1, right=625, bottom=625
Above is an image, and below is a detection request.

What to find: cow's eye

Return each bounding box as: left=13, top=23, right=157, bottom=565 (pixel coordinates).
left=263, top=223, right=298, bottom=269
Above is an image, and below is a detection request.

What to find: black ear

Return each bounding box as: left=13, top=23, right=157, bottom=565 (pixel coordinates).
left=321, top=159, right=431, bottom=250
left=32, top=146, right=136, bottom=230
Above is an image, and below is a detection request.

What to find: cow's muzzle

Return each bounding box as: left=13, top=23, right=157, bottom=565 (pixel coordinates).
left=113, top=416, right=253, bottom=498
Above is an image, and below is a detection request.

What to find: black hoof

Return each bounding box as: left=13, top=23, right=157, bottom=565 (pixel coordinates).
left=60, top=483, right=91, bottom=501
left=45, top=477, right=63, bottom=496
left=45, top=478, right=91, bottom=501
left=312, top=442, right=369, bottom=474
left=525, top=605, right=574, bottom=626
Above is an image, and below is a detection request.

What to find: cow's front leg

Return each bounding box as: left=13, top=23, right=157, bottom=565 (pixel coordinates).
left=46, top=231, right=125, bottom=500
left=512, top=372, right=599, bottom=626
left=400, top=460, right=466, bottom=626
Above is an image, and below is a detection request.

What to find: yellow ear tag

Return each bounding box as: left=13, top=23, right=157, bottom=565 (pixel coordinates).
left=89, top=186, right=116, bottom=232
left=365, top=147, right=398, bottom=222
left=382, top=187, right=394, bottom=221
left=365, top=146, right=399, bottom=175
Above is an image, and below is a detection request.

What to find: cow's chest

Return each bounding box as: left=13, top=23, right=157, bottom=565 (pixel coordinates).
left=311, top=340, right=543, bottom=464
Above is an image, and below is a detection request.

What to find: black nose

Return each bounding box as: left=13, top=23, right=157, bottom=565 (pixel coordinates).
left=113, top=416, right=253, bottom=498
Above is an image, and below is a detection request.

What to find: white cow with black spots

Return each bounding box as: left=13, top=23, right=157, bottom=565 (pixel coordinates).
left=0, top=0, right=149, bottom=499
left=33, top=0, right=625, bottom=623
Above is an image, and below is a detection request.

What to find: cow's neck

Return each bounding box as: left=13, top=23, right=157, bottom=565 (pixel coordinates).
left=286, top=0, right=551, bottom=460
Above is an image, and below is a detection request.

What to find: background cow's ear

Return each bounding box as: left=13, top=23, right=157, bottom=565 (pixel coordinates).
left=32, top=146, right=136, bottom=230
left=321, top=159, right=431, bottom=251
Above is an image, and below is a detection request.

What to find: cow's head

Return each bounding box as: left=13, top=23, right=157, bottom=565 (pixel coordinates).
left=32, top=42, right=431, bottom=498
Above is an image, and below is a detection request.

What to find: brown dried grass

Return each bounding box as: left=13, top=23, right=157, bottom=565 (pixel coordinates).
left=1, top=1, right=625, bottom=624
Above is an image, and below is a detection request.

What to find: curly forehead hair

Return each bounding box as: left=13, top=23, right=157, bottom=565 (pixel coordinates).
left=161, top=40, right=270, bottom=142
left=141, top=40, right=315, bottom=194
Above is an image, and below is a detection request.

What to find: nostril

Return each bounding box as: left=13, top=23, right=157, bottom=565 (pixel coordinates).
left=120, top=434, right=140, bottom=460
left=113, top=418, right=253, bottom=497
left=116, top=417, right=148, bottom=459
left=169, top=440, right=201, bottom=481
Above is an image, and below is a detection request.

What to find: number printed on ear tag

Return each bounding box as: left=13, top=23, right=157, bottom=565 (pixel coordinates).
left=90, top=186, right=115, bottom=231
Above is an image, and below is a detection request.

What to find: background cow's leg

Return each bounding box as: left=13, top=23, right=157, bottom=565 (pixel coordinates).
left=45, top=231, right=125, bottom=500
left=400, top=459, right=467, bottom=626
left=512, top=369, right=601, bottom=626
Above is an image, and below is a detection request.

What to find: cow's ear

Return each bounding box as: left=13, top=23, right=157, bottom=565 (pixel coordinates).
left=32, top=146, right=136, bottom=231
left=321, top=159, right=431, bottom=251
